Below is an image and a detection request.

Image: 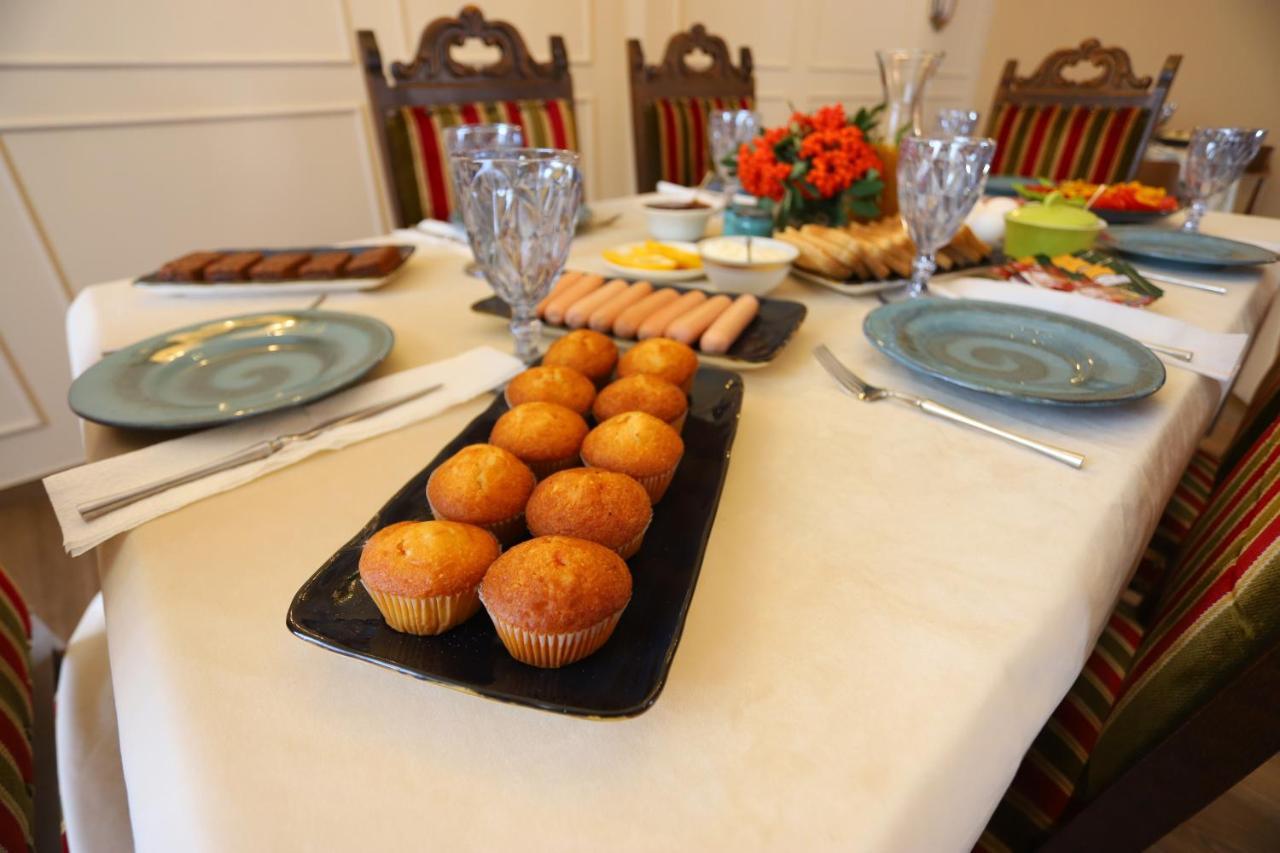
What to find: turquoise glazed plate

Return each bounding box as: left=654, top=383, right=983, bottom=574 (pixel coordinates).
left=984, top=174, right=1030, bottom=197
left=864, top=298, right=1165, bottom=406
left=69, top=310, right=394, bottom=429
left=1102, top=226, right=1279, bottom=267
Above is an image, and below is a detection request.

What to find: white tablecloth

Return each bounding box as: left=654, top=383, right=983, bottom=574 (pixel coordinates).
left=70, top=200, right=1279, bottom=851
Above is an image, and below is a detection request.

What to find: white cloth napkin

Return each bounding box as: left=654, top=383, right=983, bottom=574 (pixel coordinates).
left=412, top=219, right=471, bottom=251
left=931, top=277, right=1249, bottom=383
left=45, top=346, right=522, bottom=556
left=653, top=181, right=755, bottom=209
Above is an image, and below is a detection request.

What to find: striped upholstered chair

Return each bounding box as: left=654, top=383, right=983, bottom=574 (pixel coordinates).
left=359, top=7, right=579, bottom=227
left=627, top=25, right=755, bottom=193
left=977, top=381, right=1280, bottom=851
left=984, top=39, right=1180, bottom=183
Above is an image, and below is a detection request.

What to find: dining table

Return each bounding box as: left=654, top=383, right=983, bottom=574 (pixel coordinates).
left=65, top=198, right=1280, bottom=851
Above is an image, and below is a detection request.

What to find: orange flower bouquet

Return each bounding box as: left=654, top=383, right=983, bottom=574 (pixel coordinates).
left=733, top=104, right=885, bottom=227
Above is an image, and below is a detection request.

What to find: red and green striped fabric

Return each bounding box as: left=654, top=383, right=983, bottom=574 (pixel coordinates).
left=653, top=96, right=753, bottom=188
left=1083, top=413, right=1280, bottom=795
left=985, top=103, right=1151, bottom=183
left=385, top=99, right=579, bottom=224
left=0, top=564, right=32, bottom=852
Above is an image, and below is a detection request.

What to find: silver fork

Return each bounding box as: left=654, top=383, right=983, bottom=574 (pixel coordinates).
left=812, top=345, right=1086, bottom=469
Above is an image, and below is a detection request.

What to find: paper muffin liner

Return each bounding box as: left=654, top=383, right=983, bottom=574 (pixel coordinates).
left=428, top=497, right=526, bottom=547
left=634, top=463, right=679, bottom=503
left=485, top=606, right=627, bottom=668
left=363, top=583, right=481, bottom=636
left=615, top=522, right=649, bottom=560
left=525, top=454, right=579, bottom=481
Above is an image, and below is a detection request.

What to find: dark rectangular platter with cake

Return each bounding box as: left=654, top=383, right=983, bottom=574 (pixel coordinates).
left=287, top=366, right=743, bottom=719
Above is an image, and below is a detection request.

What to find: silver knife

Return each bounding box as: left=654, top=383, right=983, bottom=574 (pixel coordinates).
left=78, top=383, right=444, bottom=521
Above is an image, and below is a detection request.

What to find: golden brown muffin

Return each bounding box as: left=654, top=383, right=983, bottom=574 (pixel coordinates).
left=359, top=520, right=500, bottom=635
left=592, top=374, right=689, bottom=431
left=479, top=535, right=632, bottom=667
left=504, top=365, right=596, bottom=415
left=580, top=411, right=684, bottom=503
left=489, top=401, right=589, bottom=480
left=526, top=468, right=652, bottom=558
left=426, top=444, right=535, bottom=545
left=617, top=337, right=699, bottom=394
left=543, top=329, right=619, bottom=386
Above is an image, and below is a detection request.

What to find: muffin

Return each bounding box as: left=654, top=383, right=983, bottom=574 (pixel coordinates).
left=504, top=365, right=596, bottom=416
left=426, top=444, right=535, bottom=545
left=580, top=411, right=684, bottom=503
left=359, top=520, right=500, bottom=635
left=617, top=337, right=698, bottom=394
left=479, top=536, right=632, bottom=668
left=489, top=401, right=590, bottom=480
left=592, top=374, right=689, bottom=432
left=526, top=468, right=653, bottom=559
left=543, top=329, right=619, bottom=387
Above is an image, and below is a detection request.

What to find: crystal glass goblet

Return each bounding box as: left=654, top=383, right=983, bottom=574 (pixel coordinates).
left=897, top=135, right=996, bottom=298
left=936, top=108, right=980, bottom=136
left=453, top=148, right=583, bottom=362
left=1181, top=127, right=1266, bottom=232
left=709, top=109, right=759, bottom=197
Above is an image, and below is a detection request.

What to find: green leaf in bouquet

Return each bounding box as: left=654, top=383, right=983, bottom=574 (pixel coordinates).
left=850, top=198, right=879, bottom=219
left=790, top=160, right=809, bottom=178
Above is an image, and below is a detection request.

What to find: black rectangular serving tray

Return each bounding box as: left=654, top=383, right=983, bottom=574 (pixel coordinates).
left=286, top=366, right=744, bottom=718
left=470, top=284, right=806, bottom=365
left=135, top=244, right=415, bottom=285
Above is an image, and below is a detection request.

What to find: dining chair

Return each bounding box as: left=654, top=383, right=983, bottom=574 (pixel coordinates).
left=359, top=5, right=579, bottom=227
left=975, top=391, right=1280, bottom=851
left=984, top=38, right=1181, bottom=183
left=627, top=24, right=755, bottom=193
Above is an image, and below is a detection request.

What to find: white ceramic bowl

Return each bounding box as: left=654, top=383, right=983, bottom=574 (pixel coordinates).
left=697, top=236, right=798, bottom=297
left=643, top=200, right=715, bottom=242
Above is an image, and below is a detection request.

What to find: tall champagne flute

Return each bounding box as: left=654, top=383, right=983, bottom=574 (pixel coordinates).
left=1181, top=127, right=1266, bottom=232
left=897, top=136, right=995, bottom=298
left=453, top=148, right=583, bottom=362
left=709, top=109, right=759, bottom=197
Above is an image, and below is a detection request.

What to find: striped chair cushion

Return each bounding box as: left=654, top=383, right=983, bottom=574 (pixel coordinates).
left=0, top=565, right=33, bottom=852
left=653, top=96, right=754, bottom=188
left=1130, top=448, right=1220, bottom=602
left=1083, top=412, right=1280, bottom=795
left=385, top=99, right=579, bottom=223
left=986, top=104, right=1151, bottom=183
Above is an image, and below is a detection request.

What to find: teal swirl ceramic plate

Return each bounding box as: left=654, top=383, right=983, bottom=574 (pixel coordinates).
left=1102, top=226, right=1279, bottom=267
left=863, top=299, right=1165, bottom=406
left=69, top=310, right=394, bottom=429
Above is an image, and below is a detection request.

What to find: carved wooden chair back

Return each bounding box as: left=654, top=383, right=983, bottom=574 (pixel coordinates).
left=627, top=24, right=755, bottom=192
left=359, top=6, right=577, bottom=226
left=984, top=38, right=1180, bottom=183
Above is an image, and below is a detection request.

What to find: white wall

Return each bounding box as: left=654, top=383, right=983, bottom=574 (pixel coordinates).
left=0, top=0, right=994, bottom=485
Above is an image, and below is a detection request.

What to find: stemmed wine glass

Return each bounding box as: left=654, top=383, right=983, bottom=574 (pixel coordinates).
left=936, top=109, right=980, bottom=136
left=897, top=135, right=996, bottom=298
left=452, top=148, right=583, bottom=363
left=1180, top=127, right=1266, bottom=232
left=709, top=109, right=759, bottom=197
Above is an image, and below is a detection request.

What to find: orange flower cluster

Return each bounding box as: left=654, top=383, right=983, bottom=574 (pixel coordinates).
left=736, top=127, right=791, bottom=201
left=736, top=106, right=882, bottom=202
left=798, top=124, right=882, bottom=198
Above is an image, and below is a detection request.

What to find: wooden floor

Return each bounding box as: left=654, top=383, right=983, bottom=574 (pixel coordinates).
left=2, top=444, right=1279, bottom=849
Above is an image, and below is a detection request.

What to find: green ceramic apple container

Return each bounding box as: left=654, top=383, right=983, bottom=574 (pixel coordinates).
left=1003, top=192, right=1106, bottom=259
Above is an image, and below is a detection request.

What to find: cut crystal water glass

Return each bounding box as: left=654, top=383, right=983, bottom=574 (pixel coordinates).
left=453, top=148, right=583, bottom=363
left=1181, top=127, right=1266, bottom=232
left=936, top=109, right=980, bottom=136
left=897, top=135, right=996, bottom=298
